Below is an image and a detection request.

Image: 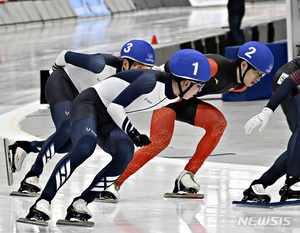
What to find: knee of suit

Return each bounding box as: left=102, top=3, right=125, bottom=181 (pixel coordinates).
left=195, top=106, right=227, bottom=133
left=149, top=134, right=171, bottom=153
left=57, top=138, right=72, bottom=153
left=72, top=135, right=97, bottom=162
left=110, top=138, right=134, bottom=170
left=109, top=139, right=134, bottom=175
left=57, top=120, right=72, bottom=137
left=208, top=112, right=227, bottom=132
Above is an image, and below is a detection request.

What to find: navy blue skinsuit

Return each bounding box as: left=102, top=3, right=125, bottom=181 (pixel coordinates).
left=258, top=57, right=300, bottom=186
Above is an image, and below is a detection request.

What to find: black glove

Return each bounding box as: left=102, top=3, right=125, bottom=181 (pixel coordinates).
left=128, top=129, right=151, bottom=147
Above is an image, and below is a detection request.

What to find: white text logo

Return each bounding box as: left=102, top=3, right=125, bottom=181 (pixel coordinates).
left=237, top=216, right=292, bottom=226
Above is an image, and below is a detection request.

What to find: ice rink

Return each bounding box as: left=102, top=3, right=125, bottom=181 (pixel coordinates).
left=1, top=1, right=299, bottom=232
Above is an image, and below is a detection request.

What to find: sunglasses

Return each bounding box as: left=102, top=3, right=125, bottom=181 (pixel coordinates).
left=190, top=80, right=206, bottom=90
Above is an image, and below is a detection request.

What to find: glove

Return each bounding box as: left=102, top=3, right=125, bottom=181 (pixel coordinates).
left=55, top=50, right=68, bottom=67
left=151, top=65, right=164, bottom=71
left=49, top=50, right=68, bottom=74
left=128, top=129, right=151, bottom=147
left=244, top=107, right=273, bottom=135
left=50, top=63, right=63, bottom=74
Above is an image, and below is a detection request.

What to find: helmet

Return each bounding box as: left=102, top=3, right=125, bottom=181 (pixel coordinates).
left=168, top=49, right=211, bottom=82
left=121, top=39, right=155, bottom=66
left=238, top=41, right=274, bottom=74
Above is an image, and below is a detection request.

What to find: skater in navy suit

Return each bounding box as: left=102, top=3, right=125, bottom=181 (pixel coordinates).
left=243, top=57, right=300, bottom=202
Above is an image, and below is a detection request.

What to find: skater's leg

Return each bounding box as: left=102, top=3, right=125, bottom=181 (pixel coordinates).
left=279, top=95, right=300, bottom=201
left=19, top=101, right=73, bottom=194
left=24, top=88, right=97, bottom=221
left=19, top=69, right=79, bottom=191
left=170, top=99, right=227, bottom=174
left=115, top=107, right=176, bottom=186
left=279, top=94, right=300, bottom=178
left=9, top=140, right=43, bottom=154
left=81, top=127, right=134, bottom=203
left=241, top=133, right=288, bottom=202
left=280, top=131, right=300, bottom=200
left=56, top=138, right=73, bottom=153
left=184, top=101, right=227, bottom=174
left=40, top=117, right=97, bottom=202
left=170, top=99, right=226, bottom=193
left=8, top=140, right=45, bottom=173
left=259, top=151, right=287, bottom=187
left=244, top=94, right=300, bottom=202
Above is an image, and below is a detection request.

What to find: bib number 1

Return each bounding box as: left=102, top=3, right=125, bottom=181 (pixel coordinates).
left=192, top=62, right=198, bottom=75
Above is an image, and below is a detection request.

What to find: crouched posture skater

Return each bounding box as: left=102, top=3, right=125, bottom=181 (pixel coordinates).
left=242, top=57, right=300, bottom=203
left=102, top=41, right=275, bottom=200
left=8, top=39, right=155, bottom=194
left=22, top=49, right=211, bottom=223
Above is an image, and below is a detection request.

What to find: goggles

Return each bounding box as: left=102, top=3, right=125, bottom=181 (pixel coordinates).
left=253, top=68, right=266, bottom=78
left=190, top=80, right=206, bottom=90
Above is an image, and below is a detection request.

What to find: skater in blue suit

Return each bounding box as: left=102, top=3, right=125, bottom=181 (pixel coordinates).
left=243, top=57, right=300, bottom=202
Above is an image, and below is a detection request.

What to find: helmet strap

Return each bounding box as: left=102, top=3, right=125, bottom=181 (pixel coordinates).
left=239, top=63, right=251, bottom=85
left=176, top=80, right=194, bottom=98
left=127, top=59, right=134, bottom=69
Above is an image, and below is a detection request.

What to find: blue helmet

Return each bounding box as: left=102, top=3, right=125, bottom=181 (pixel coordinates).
left=238, top=41, right=274, bottom=74
left=121, top=39, right=155, bottom=66
left=169, top=49, right=211, bottom=82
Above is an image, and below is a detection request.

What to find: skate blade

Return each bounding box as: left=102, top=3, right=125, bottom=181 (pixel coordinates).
left=94, top=198, right=119, bottom=203
left=164, top=193, right=204, bottom=199
left=56, top=219, right=94, bottom=227
left=17, top=217, right=48, bottom=226
left=10, top=191, right=40, bottom=197
left=232, top=200, right=300, bottom=208
left=3, top=138, right=13, bottom=186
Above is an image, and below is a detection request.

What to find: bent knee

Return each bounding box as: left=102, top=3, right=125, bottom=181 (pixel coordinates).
left=195, top=104, right=227, bottom=132
left=207, top=112, right=227, bottom=133
left=74, top=135, right=97, bottom=156
left=114, top=138, right=134, bottom=164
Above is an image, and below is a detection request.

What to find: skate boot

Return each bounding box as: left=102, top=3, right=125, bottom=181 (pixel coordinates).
left=242, top=180, right=271, bottom=203
left=173, top=170, right=200, bottom=194
left=279, top=176, right=300, bottom=202
left=18, top=176, right=41, bottom=194
left=98, top=183, right=120, bottom=201
left=8, top=141, right=31, bottom=172
left=65, top=197, right=93, bottom=221
left=26, top=199, right=51, bottom=221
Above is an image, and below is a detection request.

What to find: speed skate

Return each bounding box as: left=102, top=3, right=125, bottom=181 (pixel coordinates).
left=232, top=200, right=300, bottom=208
left=94, top=197, right=119, bottom=203
left=10, top=191, right=40, bottom=197
left=3, top=138, right=14, bottom=186
left=164, top=192, right=204, bottom=199
left=56, top=219, right=94, bottom=227
left=17, top=218, right=48, bottom=227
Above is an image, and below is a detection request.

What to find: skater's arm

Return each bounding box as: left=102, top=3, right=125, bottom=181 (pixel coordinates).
left=106, top=72, right=156, bottom=146
left=54, top=50, right=106, bottom=73
left=266, top=70, right=300, bottom=111
left=245, top=70, right=300, bottom=135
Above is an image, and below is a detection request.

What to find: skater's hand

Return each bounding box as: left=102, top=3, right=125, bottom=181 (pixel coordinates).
left=55, top=50, right=68, bottom=67
left=128, top=129, right=151, bottom=147
left=50, top=50, right=68, bottom=74
left=244, top=107, right=273, bottom=135
left=50, top=63, right=63, bottom=74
